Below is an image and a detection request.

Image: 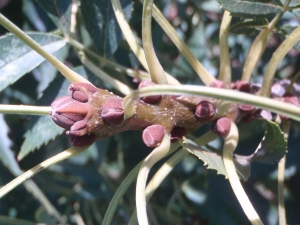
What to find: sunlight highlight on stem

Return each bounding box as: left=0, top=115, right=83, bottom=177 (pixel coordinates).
left=142, top=0, right=167, bottom=84
left=0, top=13, right=90, bottom=84
left=0, top=105, right=51, bottom=115
left=136, top=134, right=170, bottom=225
left=219, top=11, right=232, bottom=86
left=223, top=122, right=263, bottom=225
left=139, top=0, right=215, bottom=85
left=123, top=85, right=300, bottom=121
left=0, top=146, right=89, bottom=198
left=259, top=26, right=300, bottom=97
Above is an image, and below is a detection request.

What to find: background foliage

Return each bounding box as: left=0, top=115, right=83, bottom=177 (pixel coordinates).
left=0, top=0, right=300, bottom=224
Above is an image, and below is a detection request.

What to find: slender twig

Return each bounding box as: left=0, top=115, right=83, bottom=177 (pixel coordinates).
left=242, top=0, right=292, bottom=83
left=78, top=52, right=132, bottom=95
left=123, top=85, right=300, bottom=121
left=278, top=120, right=290, bottom=225
left=219, top=11, right=232, bottom=86
left=142, top=0, right=167, bottom=84
left=139, top=0, right=215, bottom=85
left=0, top=105, right=51, bottom=115
left=286, top=70, right=300, bottom=93
left=223, top=122, right=263, bottom=225
left=0, top=146, right=89, bottom=198
left=136, top=134, right=170, bottom=225
left=0, top=13, right=90, bottom=84
left=259, top=26, right=300, bottom=97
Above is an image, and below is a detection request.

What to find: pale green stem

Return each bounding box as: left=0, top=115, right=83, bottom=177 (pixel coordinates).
left=0, top=105, right=51, bottom=115
left=242, top=0, right=292, bottom=82
left=219, top=11, right=232, bottom=86
left=111, top=0, right=180, bottom=85
left=142, top=0, right=167, bottom=84
left=286, top=70, right=300, bottom=93
left=102, top=142, right=180, bottom=225
left=278, top=120, right=290, bottom=225
left=139, top=0, right=215, bottom=85
left=123, top=85, right=300, bottom=121
left=259, top=26, right=300, bottom=97
left=136, top=134, right=170, bottom=225
left=223, top=122, right=263, bottom=225
left=0, top=146, right=89, bottom=198
left=78, top=51, right=132, bottom=95
left=129, top=131, right=217, bottom=225
left=0, top=13, right=90, bottom=84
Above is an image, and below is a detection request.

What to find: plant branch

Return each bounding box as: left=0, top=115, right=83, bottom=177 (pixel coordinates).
left=142, top=0, right=167, bottom=84
left=123, top=85, right=300, bottom=121
left=0, top=105, right=51, bottom=115
left=136, top=134, right=170, bottom=225
left=278, top=120, right=290, bottom=225
left=139, top=0, right=215, bottom=85
left=0, top=146, right=89, bottom=198
left=223, top=122, right=263, bottom=225
left=259, top=26, right=300, bottom=97
left=0, top=13, right=90, bottom=84
left=219, top=11, right=232, bottom=86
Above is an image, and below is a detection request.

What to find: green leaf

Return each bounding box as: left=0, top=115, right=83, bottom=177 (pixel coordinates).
left=81, top=0, right=132, bottom=58
left=34, top=0, right=72, bottom=36
left=216, top=0, right=283, bottom=17
left=0, top=32, right=66, bottom=92
left=277, top=25, right=300, bottom=52
left=230, top=18, right=269, bottom=36
left=0, top=115, right=23, bottom=176
left=251, top=120, right=287, bottom=164
left=181, top=138, right=251, bottom=181
left=291, top=4, right=300, bottom=18
left=0, top=216, right=36, bottom=225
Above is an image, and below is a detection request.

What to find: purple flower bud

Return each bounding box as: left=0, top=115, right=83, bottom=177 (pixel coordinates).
left=211, top=117, right=231, bottom=137
left=195, top=101, right=215, bottom=121
left=69, top=133, right=96, bottom=147
left=235, top=80, right=250, bottom=93
left=170, top=127, right=186, bottom=142
left=100, top=99, right=124, bottom=125
left=67, top=120, right=88, bottom=136
left=142, top=124, right=165, bottom=147
left=138, top=80, right=162, bottom=104
left=68, top=82, right=97, bottom=103
left=209, top=80, right=227, bottom=89
left=51, top=96, right=90, bottom=129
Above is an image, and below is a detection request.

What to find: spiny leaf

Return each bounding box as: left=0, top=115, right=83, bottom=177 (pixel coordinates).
left=277, top=25, right=300, bottom=52
left=230, top=18, right=269, bottom=36
left=251, top=120, right=287, bottom=164
left=181, top=138, right=251, bottom=181
left=216, top=0, right=283, bottom=18
left=81, top=0, right=132, bottom=58
left=34, top=0, right=72, bottom=36
left=0, top=32, right=66, bottom=92
left=291, top=4, right=300, bottom=19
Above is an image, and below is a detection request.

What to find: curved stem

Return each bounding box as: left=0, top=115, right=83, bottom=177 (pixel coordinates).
left=111, top=0, right=180, bottom=85
left=139, top=0, right=215, bottom=85
left=259, top=26, right=300, bottom=97
left=136, top=134, right=170, bottom=225
left=0, top=105, right=51, bottom=115
left=0, top=13, right=90, bottom=84
left=223, top=122, right=263, bottom=225
left=278, top=120, right=290, bottom=225
left=0, top=146, right=89, bottom=198
left=219, top=11, right=232, bottom=86
left=77, top=51, right=132, bottom=95
left=142, top=0, right=167, bottom=84
left=241, top=0, right=292, bottom=82
left=123, top=85, right=300, bottom=121
left=129, top=130, right=217, bottom=225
